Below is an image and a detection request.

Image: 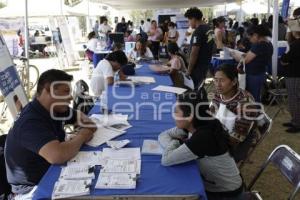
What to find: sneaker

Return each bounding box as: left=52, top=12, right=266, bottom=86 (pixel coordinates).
left=286, top=127, right=300, bottom=133
left=282, top=122, right=294, bottom=127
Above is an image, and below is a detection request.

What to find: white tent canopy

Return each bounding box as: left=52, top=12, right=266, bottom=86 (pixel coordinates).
left=91, top=0, right=236, bottom=10
left=0, top=0, right=66, bottom=18
left=65, top=0, right=111, bottom=16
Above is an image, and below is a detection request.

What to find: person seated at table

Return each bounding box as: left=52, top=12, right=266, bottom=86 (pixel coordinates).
left=163, top=22, right=179, bottom=44
left=90, top=50, right=128, bottom=95
left=124, top=30, right=135, bottom=42
left=86, top=31, right=98, bottom=61
left=5, top=69, right=96, bottom=199
left=230, top=25, right=273, bottom=102
left=210, top=64, right=260, bottom=162
left=111, top=42, right=123, bottom=52
left=128, top=39, right=153, bottom=61
left=163, top=42, right=187, bottom=74
left=158, top=91, right=244, bottom=199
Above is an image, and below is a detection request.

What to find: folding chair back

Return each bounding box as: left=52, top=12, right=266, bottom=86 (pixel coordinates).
left=238, top=112, right=272, bottom=169
left=247, top=145, right=300, bottom=200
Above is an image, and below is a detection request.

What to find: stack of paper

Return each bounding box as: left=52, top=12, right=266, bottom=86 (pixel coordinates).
left=67, top=151, right=104, bottom=166
left=52, top=179, right=91, bottom=199
left=86, top=126, right=126, bottom=147
left=141, top=140, right=163, bottom=155
left=95, top=173, right=137, bottom=189
left=90, top=114, right=132, bottom=131
left=152, top=85, right=187, bottom=94
left=127, top=76, right=156, bottom=84
left=102, top=147, right=141, bottom=161
left=95, top=148, right=141, bottom=189
left=59, top=165, right=95, bottom=180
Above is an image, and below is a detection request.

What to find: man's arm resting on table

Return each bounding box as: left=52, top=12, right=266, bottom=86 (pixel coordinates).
left=39, top=128, right=95, bottom=164
left=187, top=46, right=200, bottom=75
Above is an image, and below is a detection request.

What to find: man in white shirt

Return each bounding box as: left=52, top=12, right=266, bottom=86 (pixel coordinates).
left=143, top=18, right=151, bottom=33
left=99, top=18, right=112, bottom=34
left=90, top=50, right=128, bottom=96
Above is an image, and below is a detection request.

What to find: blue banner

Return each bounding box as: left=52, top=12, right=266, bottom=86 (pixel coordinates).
left=0, top=65, right=21, bottom=97
left=281, top=0, right=290, bottom=19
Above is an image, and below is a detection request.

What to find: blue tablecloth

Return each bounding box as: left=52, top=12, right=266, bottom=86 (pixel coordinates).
left=93, top=52, right=108, bottom=68
left=32, top=65, right=207, bottom=200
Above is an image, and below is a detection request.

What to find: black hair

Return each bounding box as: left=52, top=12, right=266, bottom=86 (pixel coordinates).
left=151, top=20, right=157, bottom=24
left=168, top=22, right=176, bottom=27
left=242, top=21, right=249, bottom=28
left=215, top=64, right=238, bottom=81
left=111, top=43, right=123, bottom=51
left=232, top=22, right=239, bottom=30
left=250, top=18, right=259, bottom=26
left=247, top=24, right=271, bottom=37
left=105, top=50, right=128, bottom=66
left=237, top=26, right=245, bottom=38
left=37, top=69, right=73, bottom=95
left=212, top=18, right=218, bottom=28
left=215, top=64, right=239, bottom=90
left=184, top=7, right=203, bottom=20
left=167, top=42, right=179, bottom=55
left=147, top=18, right=151, bottom=22
left=100, top=16, right=108, bottom=24
left=216, top=16, right=226, bottom=23
left=87, top=31, right=96, bottom=40
left=141, top=20, right=144, bottom=23
left=177, top=91, right=211, bottom=128
left=293, top=7, right=300, bottom=17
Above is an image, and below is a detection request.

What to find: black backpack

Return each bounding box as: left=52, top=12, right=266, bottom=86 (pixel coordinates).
left=73, top=80, right=94, bottom=115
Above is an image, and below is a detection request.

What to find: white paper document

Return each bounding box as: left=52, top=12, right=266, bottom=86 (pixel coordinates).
left=86, top=127, right=125, bottom=147
left=52, top=179, right=91, bottom=199
left=90, top=114, right=129, bottom=127
left=128, top=76, right=156, bottom=84
left=101, top=159, right=140, bottom=173
left=67, top=151, right=103, bottom=166
left=142, top=140, right=163, bottom=155
left=102, top=148, right=141, bottom=160
left=152, top=85, right=187, bottom=94
left=59, top=165, right=95, bottom=180
left=107, top=139, right=130, bottom=150
left=215, top=103, right=237, bottom=134
left=95, top=172, right=137, bottom=189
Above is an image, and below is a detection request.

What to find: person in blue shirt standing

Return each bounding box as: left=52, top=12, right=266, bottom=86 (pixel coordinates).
left=184, top=7, right=214, bottom=88
left=5, top=69, right=96, bottom=199
left=231, top=25, right=273, bottom=102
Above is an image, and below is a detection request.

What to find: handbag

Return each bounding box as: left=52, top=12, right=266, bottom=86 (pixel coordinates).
left=237, top=58, right=246, bottom=90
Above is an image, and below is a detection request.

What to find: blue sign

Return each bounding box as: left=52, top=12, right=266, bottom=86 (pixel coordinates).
left=0, top=65, right=21, bottom=97
left=281, top=0, right=290, bottom=19
left=176, top=20, right=189, bottom=30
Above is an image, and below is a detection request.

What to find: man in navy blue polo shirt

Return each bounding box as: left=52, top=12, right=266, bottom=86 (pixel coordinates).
left=5, top=69, right=96, bottom=199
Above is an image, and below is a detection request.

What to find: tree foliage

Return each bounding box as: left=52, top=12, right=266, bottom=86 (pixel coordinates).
left=129, top=10, right=154, bottom=27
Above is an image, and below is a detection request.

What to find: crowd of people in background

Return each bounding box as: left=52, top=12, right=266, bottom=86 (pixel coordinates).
left=3, top=5, right=300, bottom=200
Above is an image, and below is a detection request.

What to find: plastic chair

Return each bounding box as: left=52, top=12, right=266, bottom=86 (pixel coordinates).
left=238, top=112, right=273, bottom=169
left=247, top=145, right=300, bottom=200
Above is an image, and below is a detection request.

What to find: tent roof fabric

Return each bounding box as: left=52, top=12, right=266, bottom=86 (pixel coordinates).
left=97, top=0, right=235, bottom=10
